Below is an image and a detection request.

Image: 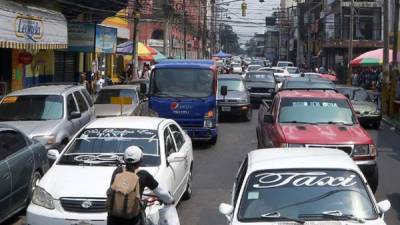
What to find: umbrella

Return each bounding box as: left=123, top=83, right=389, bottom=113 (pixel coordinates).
left=117, top=41, right=155, bottom=56
left=350, top=48, right=400, bottom=67
left=213, top=50, right=231, bottom=58
left=139, top=49, right=166, bottom=62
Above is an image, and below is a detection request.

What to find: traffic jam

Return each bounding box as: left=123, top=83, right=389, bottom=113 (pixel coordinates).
left=0, top=59, right=392, bottom=225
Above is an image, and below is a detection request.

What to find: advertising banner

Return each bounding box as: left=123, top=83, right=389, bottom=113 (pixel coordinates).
left=68, top=23, right=95, bottom=52
left=95, top=25, right=117, bottom=54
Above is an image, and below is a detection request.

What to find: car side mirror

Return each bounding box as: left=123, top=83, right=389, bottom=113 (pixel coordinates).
left=264, top=114, right=275, bottom=123
left=377, top=200, right=391, bottom=214
left=140, top=83, right=147, bottom=94
left=219, top=203, right=234, bottom=221
left=69, top=111, right=81, bottom=120
left=167, top=152, right=186, bottom=163
left=47, top=149, right=60, bottom=161
left=221, top=85, right=228, bottom=96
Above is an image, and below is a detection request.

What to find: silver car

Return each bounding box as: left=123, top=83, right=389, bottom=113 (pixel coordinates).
left=0, top=84, right=95, bottom=150
left=0, top=124, right=49, bottom=223
left=94, top=85, right=144, bottom=117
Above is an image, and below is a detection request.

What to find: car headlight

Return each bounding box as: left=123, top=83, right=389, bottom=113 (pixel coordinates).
left=31, top=187, right=55, bottom=209
left=204, top=109, right=216, bottom=128
left=353, top=144, right=370, bottom=156
left=33, top=135, right=56, bottom=146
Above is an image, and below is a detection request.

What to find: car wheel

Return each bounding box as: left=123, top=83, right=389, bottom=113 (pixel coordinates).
left=372, top=121, right=381, bottom=129
left=209, top=136, right=218, bottom=145
left=367, top=166, right=379, bottom=193
left=182, top=169, right=193, bottom=200
left=29, top=171, right=42, bottom=201
left=244, top=108, right=252, bottom=122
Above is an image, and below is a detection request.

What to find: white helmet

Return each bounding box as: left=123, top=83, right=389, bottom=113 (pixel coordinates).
left=124, top=146, right=143, bottom=164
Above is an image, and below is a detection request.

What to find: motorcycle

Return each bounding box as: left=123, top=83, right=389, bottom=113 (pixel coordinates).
left=142, top=194, right=180, bottom=225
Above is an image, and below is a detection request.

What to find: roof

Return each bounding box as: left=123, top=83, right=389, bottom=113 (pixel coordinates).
left=218, top=74, right=243, bottom=79
left=86, top=116, right=167, bottom=130
left=101, top=84, right=139, bottom=90
left=246, top=71, right=273, bottom=74
left=281, top=77, right=335, bottom=90
left=8, top=85, right=83, bottom=96
left=155, top=60, right=215, bottom=70
left=278, top=89, right=347, bottom=99
left=247, top=148, right=362, bottom=174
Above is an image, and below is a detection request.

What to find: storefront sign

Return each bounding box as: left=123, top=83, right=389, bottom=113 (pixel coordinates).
left=0, top=0, right=67, bottom=49
left=148, top=39, right=164, bottom=47
left=95, top=25, right=117, bottom=54
left=18, top=52, right=33, bottom=65
left=68, top=23, right=96, bottom=52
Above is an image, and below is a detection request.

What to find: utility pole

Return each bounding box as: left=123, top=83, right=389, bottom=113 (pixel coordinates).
left=382, top=0, right=390, bottom=114
left=346, top=0, right=354, bottom=85
left=163, top=1, right=172, bottom=57
left=182, top=0, right=187, bottom=59
left=202, top=0, right=207, bottom=58
left=390, top=0, right=399, bottom=115
left=129, top=0, right=139, bottom=79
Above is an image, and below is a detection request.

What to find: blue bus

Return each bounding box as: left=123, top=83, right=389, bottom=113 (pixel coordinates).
left=147, top=60, right=218, bottom=144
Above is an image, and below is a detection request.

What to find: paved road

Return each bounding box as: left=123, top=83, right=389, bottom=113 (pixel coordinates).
left=5, top=110, right=400, bottom=225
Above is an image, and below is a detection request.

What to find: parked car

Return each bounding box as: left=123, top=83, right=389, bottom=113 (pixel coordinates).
left=284, top=66, right=301, bottom=77
left=336, top=86, right=381, bottom=129
left=27, top=116, right=194, bottom=225
left=280, top=77, right=336, bottom=90
left=219, top=148, right=391, bottom=225
left=0, top=84, right=95, bottom=150
left=0, top=124, right=49, bottom=223
left=276, top=61, right=294, bottom=67
left=257, top=89, right=379, bottom=192
left=94, top=85, right=144, bottom=118
left=244, top=71, right=277, bottom=102
left=218, top=74, right=252, bottom=121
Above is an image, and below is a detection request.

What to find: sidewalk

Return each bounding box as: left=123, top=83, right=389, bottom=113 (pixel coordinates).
left=382, top=115, right=400, bottom=131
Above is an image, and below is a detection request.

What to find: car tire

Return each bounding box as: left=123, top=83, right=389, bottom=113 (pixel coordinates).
left=29, top=170, right=42, bottom=201
left=367, top=166, right=379, bottom=193
left=209, top=136, right=218, bottom=145
left=182, top=168, right=193, bottom=201
left=372, top=121, right=381, bottom=130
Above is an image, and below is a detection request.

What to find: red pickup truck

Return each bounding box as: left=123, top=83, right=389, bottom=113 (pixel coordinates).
left=256, top=89, right=379, bottom=192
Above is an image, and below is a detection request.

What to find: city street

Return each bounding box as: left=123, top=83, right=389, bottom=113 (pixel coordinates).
left=5, top=109, right=399, bottom=225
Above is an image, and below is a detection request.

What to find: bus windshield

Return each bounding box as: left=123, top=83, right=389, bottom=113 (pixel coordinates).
left=150, top=68, right=214, bottom=98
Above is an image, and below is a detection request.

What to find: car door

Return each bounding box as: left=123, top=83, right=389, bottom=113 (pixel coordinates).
left=73, top=91, right=91, bottom=126
left=66, top=93, right=81, bottom=135
left=2, top=130, right=34, bottom=211
left=232, top=157, right=248, bottom=206
left=0, top=140, right=11, bottom=220
left=168, top=123, right=190, bottom=197
left=261, top=97, right=278, bottom=147
left=80, top=89, right=95, bottom=120
left=163, top=126, right=180, bottom=199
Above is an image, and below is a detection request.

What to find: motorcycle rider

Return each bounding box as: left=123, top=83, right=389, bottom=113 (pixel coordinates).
left=107, top=146, right=174, bottom=225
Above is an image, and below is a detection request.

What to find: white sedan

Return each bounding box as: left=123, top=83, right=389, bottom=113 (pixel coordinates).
left=219, top=148, right=391, bottom=225
left=27, top=116, right=193, bottom=225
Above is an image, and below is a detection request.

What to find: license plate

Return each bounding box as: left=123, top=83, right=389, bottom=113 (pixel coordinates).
left=221, top=106, right=231, bottom=112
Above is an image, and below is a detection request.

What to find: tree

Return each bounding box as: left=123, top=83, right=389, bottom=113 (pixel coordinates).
left=220, top=24, right=241, bottom=54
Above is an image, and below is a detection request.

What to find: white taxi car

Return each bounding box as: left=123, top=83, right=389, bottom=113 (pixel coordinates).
left=219, top=148, right=391, bottom=225
left=27, top=116, right=193, bottom=225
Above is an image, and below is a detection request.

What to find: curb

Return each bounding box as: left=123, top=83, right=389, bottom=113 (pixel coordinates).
left=382, top=116, right=400, bottom=131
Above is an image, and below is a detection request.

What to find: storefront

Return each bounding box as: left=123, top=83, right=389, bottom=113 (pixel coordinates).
left=0, top=0, right=67, bottom=93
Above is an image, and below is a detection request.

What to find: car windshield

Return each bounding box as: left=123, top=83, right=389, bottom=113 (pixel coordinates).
left=279, top=98, right=355, bottom=125
left=95, top=89, right=138, bottom=104
left=0, top=95, right=63, bottom=121
left=238, top=169, right=377, bottom=222
left=248, top=65, right=262, bottom=71
left=58, top=128, right=160, bottom=166
left=218, top=79, right=245, bottom=92
left=284, top=81, right=335, bottom=89
left=304, top=73, right=322, bottom=79
left=252, top=61, right=264, bottom=66
left=286, top=67, right=299, bottom=73
left=337, top=88, right=372, bottom=102
left=245, top=73, right=274, bottom=82
left=278, top=62, right=292, bottom=67
left=151, top=68, right=214, bottom=98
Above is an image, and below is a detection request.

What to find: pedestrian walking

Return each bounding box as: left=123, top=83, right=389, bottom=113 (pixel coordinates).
left=80, top=72, right=90, bottom=91
left=141, top=63, right=150, bottom=79
left=107, top=146, right=174, bottom=225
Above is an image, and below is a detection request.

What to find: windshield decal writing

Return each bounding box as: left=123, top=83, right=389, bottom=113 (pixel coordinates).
left=2, top=96, right=18, bottom=104
left=292, top=102, right=338, bottom=107
left=253, top=172, right=357, bottom=188
left=80, top=128, right=157, bottom=139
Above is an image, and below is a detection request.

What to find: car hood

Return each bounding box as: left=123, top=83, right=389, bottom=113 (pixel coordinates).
left=280, top=124, right=372, bottom=144
left=39, top=165, right=159, bottom=199
left=231, top=220, right=384, bottom=225
left=351, top=101, right=377, bottom=113
left=0, top=120, right=60, bottom=137
left=245, top=81, right=275, bottom=89
left=95, top=104, right=138, bottom=117
left=217, top=90, right=248, bottom=101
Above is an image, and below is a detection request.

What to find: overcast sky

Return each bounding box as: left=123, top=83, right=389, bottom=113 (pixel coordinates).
left=221, top=0, right=280, bottom=45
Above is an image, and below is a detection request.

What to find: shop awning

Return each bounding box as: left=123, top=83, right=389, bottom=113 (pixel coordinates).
left=0, top=0, right=68, bottom=49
